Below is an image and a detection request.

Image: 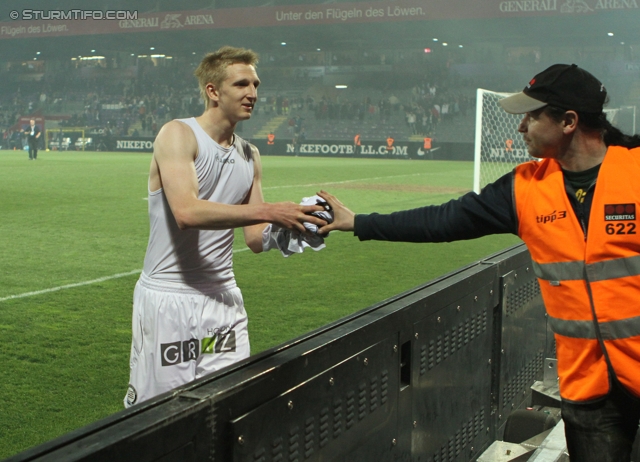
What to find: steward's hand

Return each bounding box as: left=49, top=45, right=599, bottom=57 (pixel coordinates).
left=315, top=190, right=355, bottom=234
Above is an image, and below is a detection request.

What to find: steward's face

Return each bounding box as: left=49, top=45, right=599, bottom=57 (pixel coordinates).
left=518, top=108, right=564, bottom=159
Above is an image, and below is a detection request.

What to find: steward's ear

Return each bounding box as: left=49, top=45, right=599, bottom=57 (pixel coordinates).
left=562, top=110, right=578, bottom=134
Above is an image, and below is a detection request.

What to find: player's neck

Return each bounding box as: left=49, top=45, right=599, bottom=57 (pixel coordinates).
left=196, top=110, right=237, bottom=147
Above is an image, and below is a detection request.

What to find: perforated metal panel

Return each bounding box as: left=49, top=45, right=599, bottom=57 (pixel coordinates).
left=231, top=337, right=399, bottom=462
left=496, top=265, right=546, bottom=433
left=411, top=283, right=496, bottom=462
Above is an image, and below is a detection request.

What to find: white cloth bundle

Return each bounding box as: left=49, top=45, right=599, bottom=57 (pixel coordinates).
left=262, top=195, right=334, bottom=257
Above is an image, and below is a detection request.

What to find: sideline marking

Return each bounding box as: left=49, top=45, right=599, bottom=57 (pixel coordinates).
left=263, top=173, right=424, bottom=190
left=141, top=173, right=426, bottom=198
left=0, top=248, right=251, bottom=302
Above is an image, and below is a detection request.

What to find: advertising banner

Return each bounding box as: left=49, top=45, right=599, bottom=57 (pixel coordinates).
left=2, top=0, right=632, bottom=40
left=114, top=137, right=154, bottom=152
left=111, top=136, right=472, bottom=161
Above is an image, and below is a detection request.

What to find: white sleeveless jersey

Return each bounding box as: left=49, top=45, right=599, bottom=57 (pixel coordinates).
left=142, top=118, right=254, bottom=288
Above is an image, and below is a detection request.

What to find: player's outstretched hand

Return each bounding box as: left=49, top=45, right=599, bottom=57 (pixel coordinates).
left=315, top=190, right=355, bottom=234
left=269, top=201, right=327, bottom=234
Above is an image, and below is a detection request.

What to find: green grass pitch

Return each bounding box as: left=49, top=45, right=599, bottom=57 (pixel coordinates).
left=0, top=150, right=520, bottom=459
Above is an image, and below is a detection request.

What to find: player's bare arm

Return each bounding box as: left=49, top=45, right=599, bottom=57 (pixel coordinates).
left=152, top=121, right=326, bottom=233
left=241, top=145, right=270, bottom=252
left=316, top=190, right=355, bottom=234
left=242, top=145, right=329, bottom=252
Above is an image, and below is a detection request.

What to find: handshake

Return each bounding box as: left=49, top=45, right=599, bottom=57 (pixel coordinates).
left=300, top=194, right=334, bottom=236
left=263, top=195, right=334, bottom=257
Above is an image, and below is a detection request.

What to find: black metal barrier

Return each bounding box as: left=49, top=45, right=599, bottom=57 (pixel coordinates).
left=6, top=244, right=551, bottom=462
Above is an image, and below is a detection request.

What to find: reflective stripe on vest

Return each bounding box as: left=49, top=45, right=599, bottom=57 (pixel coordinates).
left=548, top=314, right=640, bottom=340
left=533, top=254, right=640, bottom=282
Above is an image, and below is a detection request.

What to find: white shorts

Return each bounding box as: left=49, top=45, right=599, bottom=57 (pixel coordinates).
left=124, top=274, right=250, bottom=407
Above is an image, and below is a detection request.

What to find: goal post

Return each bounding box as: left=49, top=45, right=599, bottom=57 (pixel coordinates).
left=473, top=89, right=533, bottom=194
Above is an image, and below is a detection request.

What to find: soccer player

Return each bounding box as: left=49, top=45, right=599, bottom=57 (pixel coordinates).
left=125, top=46, right=326, bottom=407
left=317, top=64, right=640, bottom=462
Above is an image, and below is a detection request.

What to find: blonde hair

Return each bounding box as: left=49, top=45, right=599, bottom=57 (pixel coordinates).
left=194, top=46, right=259, bottom=108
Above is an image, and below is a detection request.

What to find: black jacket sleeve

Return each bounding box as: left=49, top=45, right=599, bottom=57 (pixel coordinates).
left=353, top=171, right=518, bottom=243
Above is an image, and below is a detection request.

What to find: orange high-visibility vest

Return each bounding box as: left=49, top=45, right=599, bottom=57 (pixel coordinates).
left=267, top=133, right=275, bottom=145
left=423, top=137, right=432, bottom=150
left=514, top=146, right=640, bottom=402
left=354, top=134, right=361, bottom=146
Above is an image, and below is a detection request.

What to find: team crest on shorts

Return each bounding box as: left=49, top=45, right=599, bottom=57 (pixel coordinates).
left=125, top=385, right=137, bottom=406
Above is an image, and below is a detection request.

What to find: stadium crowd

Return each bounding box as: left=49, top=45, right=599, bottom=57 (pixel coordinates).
left=10, top=45, right=634, bottom=148
left=0, top=47, right=483, bottom=149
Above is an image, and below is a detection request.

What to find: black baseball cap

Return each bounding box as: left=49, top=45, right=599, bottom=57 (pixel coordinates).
left=499, top=64, right=606, bottom=114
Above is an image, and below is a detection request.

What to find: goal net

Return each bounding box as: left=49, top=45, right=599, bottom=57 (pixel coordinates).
left=473, top=89, right=532, bottom=194
left=473, top=89, right=637, bottom=193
